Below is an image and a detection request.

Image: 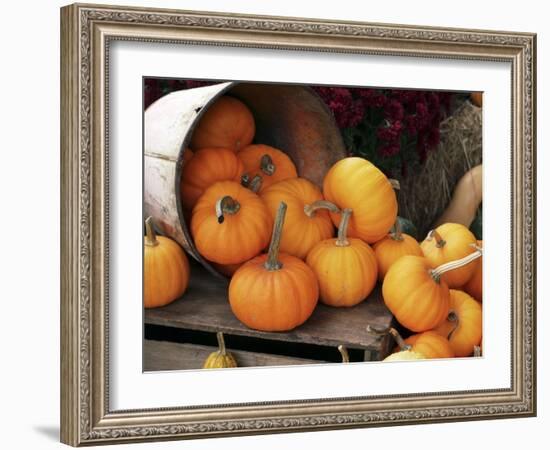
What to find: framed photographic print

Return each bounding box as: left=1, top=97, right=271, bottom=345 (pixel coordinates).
left=60, top=3, right=536, bottom=446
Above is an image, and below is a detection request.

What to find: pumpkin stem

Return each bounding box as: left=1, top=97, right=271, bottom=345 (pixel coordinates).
left=366, top=325, right=412, bottom=352
left=430, top=248, right=483, bottom=283
left=303, top=200, right=340, bottom=218
left=144, top=216, right=159, bottom=247
left=338, top=345, right=350, bottom=363
left=240, top=173, right=250, bottom=187
left=260, top=154, right=276, bottom=176
left=264, top=202, right=287, bottom=271
left=390, top=218, right=404, bottom=241
left=446, top=310, right=460, bottom=340
left=215, top=196, right=241, bottom=224
left=427, top=229, right=446, bottom=248
left=473, top=345, right=482, bottom=357
left=248, top=175, right=263, bottom=193
left=389, top=178, right=400, bottom=190
left=336, top=208, right=352, bottom=247
left=216, top=331, right=227, bottom=356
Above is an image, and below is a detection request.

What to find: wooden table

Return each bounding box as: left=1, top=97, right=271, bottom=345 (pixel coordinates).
left=144, top=263, right=395, bottom=370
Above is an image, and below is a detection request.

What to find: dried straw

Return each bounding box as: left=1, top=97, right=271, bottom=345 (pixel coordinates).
left=397, top=100, right=482, bottom=239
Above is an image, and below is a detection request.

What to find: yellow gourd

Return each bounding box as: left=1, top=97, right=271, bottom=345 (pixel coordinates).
left=203, top=332, right=238, bottom=369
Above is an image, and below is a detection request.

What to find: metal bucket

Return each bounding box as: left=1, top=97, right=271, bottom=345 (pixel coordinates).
left=144, top=82, right=346, bottom=278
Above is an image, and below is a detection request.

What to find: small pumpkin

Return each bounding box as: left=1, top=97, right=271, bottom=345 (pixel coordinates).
left=306, top=208, right=378, bottom=307
left=238, top=144, right=298, bottom=192
left=323, top=157, right=397, bottom=244
left=401, top=331, right=455, bottom=359
left=190, top=181, right=272, bottom=265
left=382, top=249, right=482, bottom=332
left=260, top=178, right=337, bottom=259
left=462, top=240, right=483, bottom=302
left=144, top=217, right=190, bottom=308
left=433, top=290, right=482, bottom=357
left=180, top=147, right=245, bottom=211
left=420, top=223, right=478, bottom=288
left=373, top=219, right=423, bottom=281
left=368, top=326, right=426, bottom=362
left=229, top=202, right=319, bottom=331
left=190, top=96, right=255, bottom=152
left=203, top=332, right=238, bottom=369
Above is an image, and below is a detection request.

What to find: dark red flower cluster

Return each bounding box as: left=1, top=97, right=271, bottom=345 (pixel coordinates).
left=312, top=87, right=366, bottom=128
left=314, top=86, right=454, bottom=171
left=144, top=78, right=214, bottom=109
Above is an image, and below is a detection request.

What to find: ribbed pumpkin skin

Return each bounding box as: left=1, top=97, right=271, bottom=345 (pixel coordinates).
left=191, top=181, right=272, bottom=265
left=421, top=223, right=477, bottom=288
left=237, top=144, right=298, bottom=192
left=144, top=236, right=190, bottom=308
left=373, top=233, right=423, bottom=281
left=402, top=331, right=455, bottom=359
left=180, top=147, right=244, bottom=211
left=306, top=238, right=378, bottom=307
left=261, top=178, right=334, bottom=259
left=434, top=290, right=482, bottom=357
left=323, top=158, right=397, bottom=243
left=190, top=96, right=255, bottom=152
left=229, top=253, right=319, bottom=331
left=202, top=352, right=237, bottom=369
left=382, top=255, right=450, bottom=332
left=463, top=240, right=483, bottom=301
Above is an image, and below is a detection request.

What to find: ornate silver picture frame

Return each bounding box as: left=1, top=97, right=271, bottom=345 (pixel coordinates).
left=60, top=3, right=536, bottom=446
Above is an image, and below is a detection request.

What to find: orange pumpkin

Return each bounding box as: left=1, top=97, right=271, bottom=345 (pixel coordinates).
left=434, top=290, right=482, bottom=357
left=383, top=249, right=483, bottom=332
left=463, top=240, right=483, bottom=302
left=373, top=220, right=423, bottom=281
left=382, top=255, right=450, bottom=332
left=238, top=144, right=298, bottom=192
left=306, top=208, right=378, bottom=307
left=323, top=157, right=397, bottom=244
left=401, top=331, right=455, bottom=359
left=420, top=223, right=478, bottom=288
left=229, top=202, right=319, bottom=331
left=144, top=217, right=190, bottom=308
left=260, top=178, right=336, bottom=259
left=190, top=96, right=255, bottom=152
left=190, top=181, right=272, bottom=265
left=180, top=147, right=244, bottom=211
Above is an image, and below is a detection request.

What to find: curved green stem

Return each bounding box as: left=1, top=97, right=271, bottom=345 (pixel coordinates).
left=430, top=248, right=483, bottom=283
left=264, top=202, right=287, bottom=271
left=260, top=154, right=276, bottom=176
left=338, top=345, right=350, bottom=363
left=216, top=332, right=227, bottom=355
left=336, top=209, right=352, bottom=247
left=303, top=200, right=340, bottom=218
left=144, top=216, right=159, bottom=247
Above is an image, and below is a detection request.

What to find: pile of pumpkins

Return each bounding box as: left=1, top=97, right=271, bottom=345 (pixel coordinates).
left=144, top=94, right=483, bottom=366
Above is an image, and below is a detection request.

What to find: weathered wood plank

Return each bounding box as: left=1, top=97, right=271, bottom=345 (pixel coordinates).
left=144, top=339, right=324, bottom=371
left=144, top=264, right=394, bottom=352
